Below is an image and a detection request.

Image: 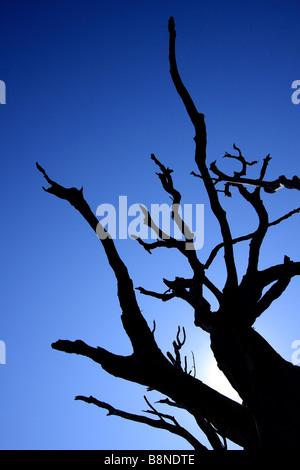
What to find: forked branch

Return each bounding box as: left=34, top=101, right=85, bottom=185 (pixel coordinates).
left=37, top=163, right=256, bottom=447
left=75, top=394, right=209, bottom=451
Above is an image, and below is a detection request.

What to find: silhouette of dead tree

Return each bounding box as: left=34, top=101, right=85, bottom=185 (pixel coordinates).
left=37, top=17, right=300, bottom=450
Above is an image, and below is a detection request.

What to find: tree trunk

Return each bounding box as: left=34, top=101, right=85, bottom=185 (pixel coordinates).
left=210, top=325, right=300, bottom=449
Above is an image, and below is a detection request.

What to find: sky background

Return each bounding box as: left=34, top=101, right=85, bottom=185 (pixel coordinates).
left=0, top=0, right=299, bottom=450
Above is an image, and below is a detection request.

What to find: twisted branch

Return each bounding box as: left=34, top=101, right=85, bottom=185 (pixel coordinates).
left=210, top=149, right=300, bottom=194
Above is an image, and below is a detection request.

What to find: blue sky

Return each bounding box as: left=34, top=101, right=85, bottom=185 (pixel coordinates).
left=0, top=0, right=299, bottom=450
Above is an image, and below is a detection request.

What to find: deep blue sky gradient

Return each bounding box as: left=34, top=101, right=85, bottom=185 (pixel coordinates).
left=0, top=0, right=299, bottom=450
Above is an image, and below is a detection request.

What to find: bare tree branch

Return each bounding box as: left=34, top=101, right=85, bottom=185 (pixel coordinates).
left=205, top=207, right=300, bottom=269
left=168, top=17, right=203, bottom=129
left=151, top=153, right=194, bottom=240
left=136, top=286, right=175, bottom=302
left=36, top=163, right=164, bottom=358
left=254, top=256, right=299, bottom=320
left=36, top=17, right=300, bottom=451
left=257, top=258, right=300, bottom=289
left=210, top=153, right=300, bottom=193
left=166, top=326, right=186, bottom=370
left=190, top=351, right=196, bottom=377
left=168, top=18, right=238, bottom=291
left=52, top=338, right=256, bottom=447
left=75, top=394, right=209, bottom=451
left=37, top=162, right=258, bottom=447
left=223, top=144, right=258, bottom=177
left=137, top=274, right=221, bottom=332
left=132, top=237, right=166, bottom=253
left=238, top=186, right=269, bottom=277
left=162, top=277, right=215, bottom=332
left=155, top=397, right=226, bottom=451
left=51, top=339, right=139, bottom=381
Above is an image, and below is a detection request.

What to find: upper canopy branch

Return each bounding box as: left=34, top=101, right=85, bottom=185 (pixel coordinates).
left=136, top=285, right=176, bottom=302
left=210, top=150, right=300, bottom=194
left=168, top=18, right=238, bottom=291
left=205, top=206, right=300, bottom=269
left=257, top=257, right=300, bottom=289
left=250, top=256, right=298, bottom=321
left=223, top=144, right=258, bottom=178
left=135, top=190, right=207, bottom=276
left=151, top=153, right=194, bottom=241
left=151, top=153, right=181, bottom=205
left=208, top=149, right=299, bottom=289
left=237, top=184, right=269, bottom=277
left=168, top=17, right=204, bottom=130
